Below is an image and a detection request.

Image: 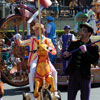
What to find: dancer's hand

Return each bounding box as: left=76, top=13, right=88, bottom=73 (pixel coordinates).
left=14, top=33, right=22, bottom=40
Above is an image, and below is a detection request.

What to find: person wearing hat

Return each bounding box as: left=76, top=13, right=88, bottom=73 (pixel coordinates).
left=88, top=10, right=97, bottom=35
left=96, top=19, right=100, bottom=35
left=53, top=0, right=59, bottom=18
left=74, top=13, right=89, bottom=33
left=14, top=23, right=59, bottom=100
left=63, top=22, right=99, bottom=100
left=59, top=25, right=76, bottom=75
left=46, top=16, right=56, bottom=63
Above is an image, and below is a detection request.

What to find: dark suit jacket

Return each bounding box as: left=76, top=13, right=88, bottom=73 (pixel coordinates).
left=65, top=40, right=99, bottom=79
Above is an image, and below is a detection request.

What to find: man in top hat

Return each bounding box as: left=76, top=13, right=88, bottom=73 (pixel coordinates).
left=46, top=16, right=56, bottom=63
left=60, top=25, right=76, bottom=75
left=63, top=22, right=99, bottom=100
left=14, top=23, right=59, bottom=100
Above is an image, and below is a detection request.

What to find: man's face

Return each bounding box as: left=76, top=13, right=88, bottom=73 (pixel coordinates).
left=78, top=27, right=90, bottom=39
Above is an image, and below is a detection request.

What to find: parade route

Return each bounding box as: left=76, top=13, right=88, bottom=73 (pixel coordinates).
left=2, top=83, right=100, bottom=100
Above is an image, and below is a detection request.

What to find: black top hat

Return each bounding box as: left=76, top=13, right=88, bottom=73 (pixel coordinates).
left=80, top=22, right=94, bottom=34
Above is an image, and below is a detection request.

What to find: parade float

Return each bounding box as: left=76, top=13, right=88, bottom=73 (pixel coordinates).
left=0, top=0, right=62, bottom=100
left=88, top=0, right=100, bottom=84
left=0, top=0, right=52, bottom=87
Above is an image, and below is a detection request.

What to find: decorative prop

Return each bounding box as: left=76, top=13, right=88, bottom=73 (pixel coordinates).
left=74, top=12, right=85, bottom=24
left=33, top=0, right=55, bottom=98
left=92, top=0, right=100, bottom=19
left=34, top=43, right=55, bottom=98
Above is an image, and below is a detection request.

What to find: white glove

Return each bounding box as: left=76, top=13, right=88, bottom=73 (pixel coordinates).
left=14, top=33, right=22, bottom=40
left=48, top=47, right=52, bottom=51
left=11, top=41, right=14, bottom=46
left=80, top=45, right=87, bottom=53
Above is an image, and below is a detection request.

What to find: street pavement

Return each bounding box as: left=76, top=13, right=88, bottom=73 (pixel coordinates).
left=2, top=83, right=100, bottom=100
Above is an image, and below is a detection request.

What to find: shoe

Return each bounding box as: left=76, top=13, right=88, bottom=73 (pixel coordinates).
left=23, top=92, right=31, bottom=100
left=54, top=91, right=60, bottom=99
left=0, top=98, right=3, bottom=100
left=30, top=93, right=36, bottom=100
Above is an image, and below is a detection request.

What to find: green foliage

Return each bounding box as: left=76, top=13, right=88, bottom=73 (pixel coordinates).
left=1, top=30, right=77, bottom=42
left=56, top=30, right=65, bottom=37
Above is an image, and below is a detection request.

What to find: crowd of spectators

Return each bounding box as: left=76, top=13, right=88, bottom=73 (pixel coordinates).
left=49, top=0, right=91, bottom=18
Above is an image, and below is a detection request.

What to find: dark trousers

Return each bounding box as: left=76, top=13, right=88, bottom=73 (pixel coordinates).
left=68, top=70, right=91, bottom=100
left=62, top=50, right=68, bottom=73
left=62, top=59, right=68, bottom=73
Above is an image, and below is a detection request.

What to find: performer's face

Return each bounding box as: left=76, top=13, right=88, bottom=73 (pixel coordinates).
left=34, top=27, right=39, bottom=36
left=79, top=27, right=90, bottom=40
left=65, top=28, right=70, bottom=34
left=34, top=27, right=43, bottom=36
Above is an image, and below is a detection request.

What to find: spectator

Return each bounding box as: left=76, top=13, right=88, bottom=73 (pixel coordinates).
left=0, top=39, right=10, bottom=63
left=80, top=0, right=89, bottom=13
left=58, top=0, right=62, bottom=16
left=63, top=22, right=99, bottom=100
left=96, top=19, right=100, bottom=35
left=73, top=0, right=84, bottom=15
left=60, top=25, right=76, bottom=75
left=69, top=0, right=75, bottom=17
left=53, top=0, right=59, bottom=18
left=46, top=16, right=56, bottom=63
left=69, top=0, right=83, bottom=16
left=88, top=10, right=97, bottom=35
left=73, top=0, right=79, bottom=15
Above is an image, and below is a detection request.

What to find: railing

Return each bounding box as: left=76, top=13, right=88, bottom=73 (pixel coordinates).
left=0, top=2, right=10, bottom=19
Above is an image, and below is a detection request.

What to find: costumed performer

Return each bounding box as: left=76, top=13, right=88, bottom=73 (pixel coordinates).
left=14, top=23, right=59, bottom=100
left=64, top=23, right=99, bottom=100
left=46, top=16, right=56, bottom=63
left=60, top=25, right=76, bottom=75
left=87, top=10, right=97, bottom=35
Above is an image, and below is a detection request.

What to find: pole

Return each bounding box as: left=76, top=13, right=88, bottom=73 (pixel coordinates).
left=38, top=0, right=42, bottom=43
